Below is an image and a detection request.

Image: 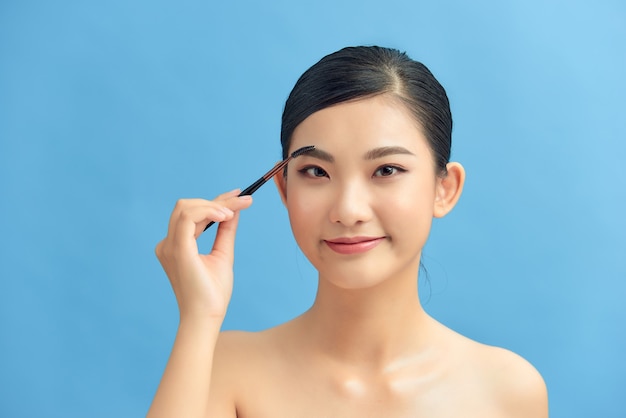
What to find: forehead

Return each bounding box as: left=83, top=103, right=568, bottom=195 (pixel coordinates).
left=289, top=95, right=429, bottom=156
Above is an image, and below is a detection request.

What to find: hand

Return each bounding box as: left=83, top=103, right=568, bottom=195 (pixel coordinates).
left=155, top=189, right=253, bottom=321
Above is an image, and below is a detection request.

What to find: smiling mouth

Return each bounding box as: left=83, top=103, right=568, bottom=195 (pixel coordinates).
left=324, top=237, right=385, bottom=255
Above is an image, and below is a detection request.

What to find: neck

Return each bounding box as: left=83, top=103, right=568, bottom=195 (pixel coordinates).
left=300, top=261, right=433, bottom=368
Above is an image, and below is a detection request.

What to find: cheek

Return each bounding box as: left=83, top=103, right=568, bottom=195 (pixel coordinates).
left=401, top=189, right=434, bottom=214
left=285, top=188, right=323, bottom=235
left=377, top=181, right=436, bottom=231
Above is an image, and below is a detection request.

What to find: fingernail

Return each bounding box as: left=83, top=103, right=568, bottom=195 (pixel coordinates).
left=238, top=195, right=252, bottom=201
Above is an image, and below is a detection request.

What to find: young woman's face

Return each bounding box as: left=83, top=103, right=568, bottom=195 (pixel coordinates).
left=278, top=95, right=441, bottom=289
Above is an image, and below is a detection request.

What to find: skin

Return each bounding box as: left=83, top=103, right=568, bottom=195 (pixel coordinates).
left=148, top=95, right=549, bottom=417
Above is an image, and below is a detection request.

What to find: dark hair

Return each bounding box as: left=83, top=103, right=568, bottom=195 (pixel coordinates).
left=281, top=46, right=452, bottom=176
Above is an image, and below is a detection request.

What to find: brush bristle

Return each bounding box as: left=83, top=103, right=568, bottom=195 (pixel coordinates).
left=291, top=145, right=315, bottom=158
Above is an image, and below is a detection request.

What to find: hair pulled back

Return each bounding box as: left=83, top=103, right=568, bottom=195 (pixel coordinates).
left=281, top=46, right=452, bottom=175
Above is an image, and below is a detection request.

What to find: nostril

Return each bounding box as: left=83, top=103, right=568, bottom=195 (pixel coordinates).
left=328, top=189, right=373, bottom=226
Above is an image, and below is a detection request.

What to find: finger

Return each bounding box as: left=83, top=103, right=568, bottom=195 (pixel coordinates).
left=167, top=199, right=209, bottom=239
left=218, top=194, right=254, bottom=212
left=166, top=193, right=239, bottom=237
left=214, top=188, right=241, bottom=201
left=164, top=196, right=253, bottom=257
left=196, top=195, right=253, bottom=237
left=166, top=197, right=231, bottom=238
left=172, top=204, right=233, bottom=248
left=209, top=195, right=253, bottom=260
left=210, top=210, right=242, bottom=265
left=173, top=196, right=253, bottom=245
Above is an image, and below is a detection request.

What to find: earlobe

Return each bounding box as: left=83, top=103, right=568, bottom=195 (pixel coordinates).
left=274, top=170, right=288, bottom=206
left=433, top=162, right=465, bottom=218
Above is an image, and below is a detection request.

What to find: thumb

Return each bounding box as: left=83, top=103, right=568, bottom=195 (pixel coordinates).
left=210, top=211, right=241, bottom=264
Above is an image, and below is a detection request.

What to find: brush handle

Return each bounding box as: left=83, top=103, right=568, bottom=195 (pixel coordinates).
left=239, top=176, right=266, bottom=196
left=202, top=176, right=266, bottom=231
left=201, top=150, right=308, bottom=232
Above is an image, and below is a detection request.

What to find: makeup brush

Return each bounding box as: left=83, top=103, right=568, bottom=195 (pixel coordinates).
left=203, top=145, right=315, bottom=231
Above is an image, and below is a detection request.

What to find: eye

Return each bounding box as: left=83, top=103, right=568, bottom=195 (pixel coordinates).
left=373, top=165, right=405, bottom=177
left=299, top=166, right=329, bottom=178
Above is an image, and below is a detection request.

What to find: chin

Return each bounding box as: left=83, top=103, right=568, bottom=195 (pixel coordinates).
left=316, top=263, right=398, bottom=290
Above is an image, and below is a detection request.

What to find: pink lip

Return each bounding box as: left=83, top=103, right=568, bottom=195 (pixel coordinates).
left=324, top=236, right=385, bottom=255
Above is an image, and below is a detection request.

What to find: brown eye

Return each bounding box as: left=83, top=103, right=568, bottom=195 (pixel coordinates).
left=299, top=166, right=329, bottom=178
left=374, top=165, right=402, bottom=177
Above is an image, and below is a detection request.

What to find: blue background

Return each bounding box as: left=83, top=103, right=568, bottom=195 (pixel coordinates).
left=1, top=1, right=624, bottom=416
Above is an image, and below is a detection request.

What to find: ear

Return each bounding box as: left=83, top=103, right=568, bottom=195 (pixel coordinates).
left=433, top=162, right=465, bottom=218
left=274, top=169, right=288, bottom=206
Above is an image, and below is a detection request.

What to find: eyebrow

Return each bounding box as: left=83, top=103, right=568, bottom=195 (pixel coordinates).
left=301, top=146, right=414, bottom=163
left=303, top=147, right=335, bottom=163
left=364, top=146, right=414, bottom=160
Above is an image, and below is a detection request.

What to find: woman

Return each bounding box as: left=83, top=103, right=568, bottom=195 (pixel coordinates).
left=148, top=46, right=548, bottom=417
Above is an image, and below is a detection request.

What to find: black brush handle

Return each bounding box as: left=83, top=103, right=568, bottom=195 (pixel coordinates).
left=203, top=176, right=266, bottom=231
left=201, top=145, right=315, bottom=233
left=239, top=176, right=266, bottom=196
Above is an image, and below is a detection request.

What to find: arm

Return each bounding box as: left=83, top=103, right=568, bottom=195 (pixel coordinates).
left=148, top=317, right=223, bottom=418
left=147, top=190, right=253, bottom=418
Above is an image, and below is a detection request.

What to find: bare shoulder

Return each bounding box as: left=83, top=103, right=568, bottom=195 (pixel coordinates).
left=472, top=342, right=549, bottom=417
left=208, top=329, right=274, bottom=415
left=211, top=325, right=291, bottom=388
left=212, top=329, right=273, bottom=378
left=433, top=321, right=548, bottom=417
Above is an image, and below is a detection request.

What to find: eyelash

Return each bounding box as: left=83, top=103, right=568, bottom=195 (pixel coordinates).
left=297, top=165, right=407, bottom=179
left=374, top=165, right=407, bottom=177
left=298, top=166, right=329, bottom=178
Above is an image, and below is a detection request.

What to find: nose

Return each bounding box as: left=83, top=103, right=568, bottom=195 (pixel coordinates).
left=328, top=180, right=373, bottom=227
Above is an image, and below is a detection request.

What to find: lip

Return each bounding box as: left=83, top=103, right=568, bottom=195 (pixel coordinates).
left=324, top=236, right=385, bottom=255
